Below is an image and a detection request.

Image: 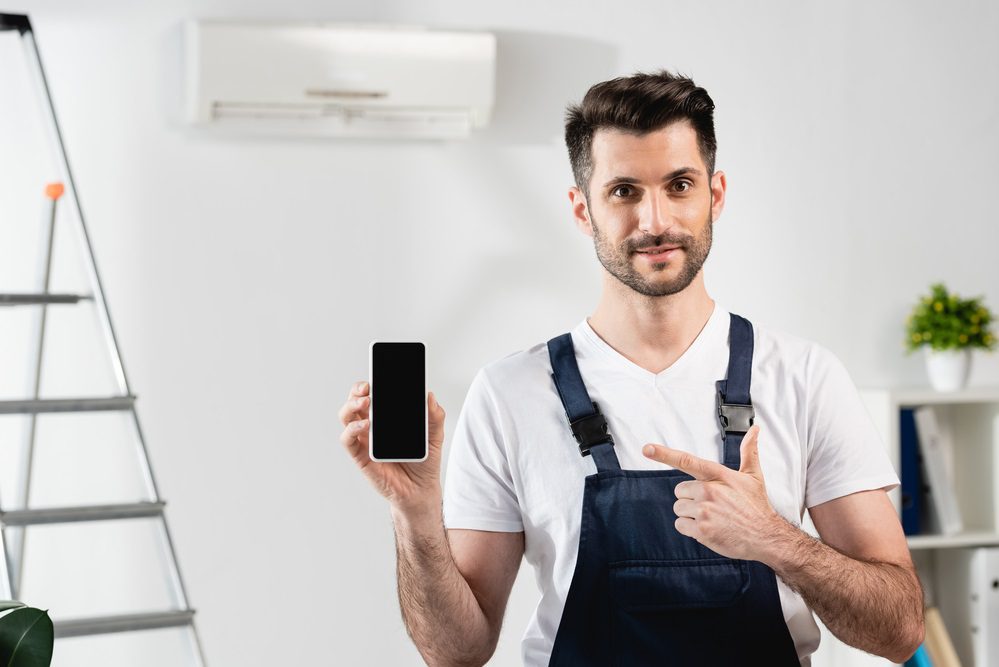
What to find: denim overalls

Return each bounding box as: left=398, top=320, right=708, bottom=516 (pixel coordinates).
left=545, top=312, right=800, bottom=666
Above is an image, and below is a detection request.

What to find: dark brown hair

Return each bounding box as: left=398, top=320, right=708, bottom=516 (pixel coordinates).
left=564, top=69, right=717, bottom=199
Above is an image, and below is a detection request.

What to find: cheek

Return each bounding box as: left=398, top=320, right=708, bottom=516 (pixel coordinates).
left=604, top=212, right=641, bottom=239
left=677, top=201, right=708, bottom=222
left=593, top=216, right=631, bottom=242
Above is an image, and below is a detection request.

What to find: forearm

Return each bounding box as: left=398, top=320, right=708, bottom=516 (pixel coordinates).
left=391, top=501, right=494, bottom=667
left=762, top=516, right=924, bottom=663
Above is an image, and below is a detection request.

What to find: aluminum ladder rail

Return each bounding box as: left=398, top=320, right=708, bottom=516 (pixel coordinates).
left=0, top=12, right=206, bottom=665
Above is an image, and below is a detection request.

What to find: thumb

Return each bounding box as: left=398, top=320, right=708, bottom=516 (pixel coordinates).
left=738, top=424, right=762, bottom=477
left=428, top=391, right=445, bottom=448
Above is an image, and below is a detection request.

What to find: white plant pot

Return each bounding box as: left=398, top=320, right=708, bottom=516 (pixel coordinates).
left=923, top=347, right=971, bottom=392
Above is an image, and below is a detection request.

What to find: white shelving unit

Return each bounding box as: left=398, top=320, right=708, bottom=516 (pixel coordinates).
left=860, top=385, right=999, bottom=546
left=861, top=385, right=999, bottom=666
left=805, top=386, right=999, bottom=666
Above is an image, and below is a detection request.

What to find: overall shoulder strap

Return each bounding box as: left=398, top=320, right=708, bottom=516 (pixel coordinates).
left=716, top=312, right=755, bottom=470
left=547, top=333, right=621, bottom=472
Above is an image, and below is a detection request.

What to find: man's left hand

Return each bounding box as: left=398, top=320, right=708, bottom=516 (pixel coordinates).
left=642, top=424, right=784, bottom=562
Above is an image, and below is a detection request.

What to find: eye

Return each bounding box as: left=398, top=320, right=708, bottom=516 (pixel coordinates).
left=611, top=184, right=637, bottom=198
left=671, top=180, right=693, bottom=193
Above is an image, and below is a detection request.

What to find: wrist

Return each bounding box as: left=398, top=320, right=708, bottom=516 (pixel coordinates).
left=390, top=498, right=443, bottom=535
left=757, top=512, right=802, bottom=570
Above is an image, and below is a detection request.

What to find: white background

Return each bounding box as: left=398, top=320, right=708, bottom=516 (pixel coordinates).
left=1, top=0, right=998, bottom=665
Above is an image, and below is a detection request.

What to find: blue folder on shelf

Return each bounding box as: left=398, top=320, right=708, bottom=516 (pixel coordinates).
left=899, top=408, right=922, bottom=535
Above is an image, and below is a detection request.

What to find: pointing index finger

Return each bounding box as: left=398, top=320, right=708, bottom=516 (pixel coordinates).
left=643, top=443, right=730, bottom=481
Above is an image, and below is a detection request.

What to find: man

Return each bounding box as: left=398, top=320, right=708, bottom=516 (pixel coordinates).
left=340, top=69, right=924, bottom=666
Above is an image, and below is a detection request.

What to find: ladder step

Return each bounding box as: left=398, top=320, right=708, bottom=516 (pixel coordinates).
left=0, top=501, right=165, bottom=526
left=53, top=609, right=196, bottom=638
left=0, top=395, right=135, bottom=414
left=0, top=293, right=91, bottom=306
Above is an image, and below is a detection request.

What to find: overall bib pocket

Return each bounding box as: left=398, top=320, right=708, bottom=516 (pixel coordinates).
left=609, top=557, right=750, bottom=611
left=608, top=558, right=752, bottom=664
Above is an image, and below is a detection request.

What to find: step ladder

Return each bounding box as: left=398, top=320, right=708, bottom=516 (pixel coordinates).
left=0, top=12, right=206, bottom=664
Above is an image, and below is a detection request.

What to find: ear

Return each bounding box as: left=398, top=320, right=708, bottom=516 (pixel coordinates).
left=709, top=170, right=727, bottom=222
left=568, top=185, right=593, bottom=238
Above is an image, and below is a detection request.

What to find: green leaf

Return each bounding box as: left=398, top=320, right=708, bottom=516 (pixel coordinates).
left=0, top=604, right=24, bottom=614
left=0, top=607, right=53, bottom=667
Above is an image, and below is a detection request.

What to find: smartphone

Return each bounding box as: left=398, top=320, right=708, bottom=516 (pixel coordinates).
left=368, top=341, right=428, bottom=462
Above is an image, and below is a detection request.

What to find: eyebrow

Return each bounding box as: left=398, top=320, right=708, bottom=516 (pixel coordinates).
left=602, top=167, right=702, bottom=188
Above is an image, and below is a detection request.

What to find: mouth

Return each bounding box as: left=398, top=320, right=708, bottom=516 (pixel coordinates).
left=635, top=245, right=681, bottom=262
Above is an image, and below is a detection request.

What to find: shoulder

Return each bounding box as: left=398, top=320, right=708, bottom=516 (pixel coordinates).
left=748, top=317, right=844, bottom=390
left=478, top=339, right=555, bottom=391
left=470, top=331, right=573, bottom=410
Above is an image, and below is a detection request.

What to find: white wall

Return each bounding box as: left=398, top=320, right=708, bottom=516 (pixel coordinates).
left=1, top=0, right=998, bottom=665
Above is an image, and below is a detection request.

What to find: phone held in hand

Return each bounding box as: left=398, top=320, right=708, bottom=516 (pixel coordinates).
left=368, top=341, right=428, bottom=462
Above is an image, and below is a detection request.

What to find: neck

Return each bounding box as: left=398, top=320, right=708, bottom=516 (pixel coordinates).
left=586, top=272, right=715, bottom=375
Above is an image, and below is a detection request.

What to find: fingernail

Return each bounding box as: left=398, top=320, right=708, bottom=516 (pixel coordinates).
left=643, top=445, right=655, bottom=456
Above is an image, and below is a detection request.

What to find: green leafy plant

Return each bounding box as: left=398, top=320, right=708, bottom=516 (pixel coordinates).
left=904, top=282, right=996, bottom=353
left=0, top=601, right=53, bottom=667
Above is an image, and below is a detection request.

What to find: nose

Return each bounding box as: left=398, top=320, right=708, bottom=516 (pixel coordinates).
left=637, top=189, right=675, bottom=236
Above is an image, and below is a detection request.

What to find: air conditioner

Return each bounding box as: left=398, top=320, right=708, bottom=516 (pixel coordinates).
left=184, top=20, right=496, bottom=139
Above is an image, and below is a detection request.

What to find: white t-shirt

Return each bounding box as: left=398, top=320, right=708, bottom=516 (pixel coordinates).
left=442, top=302, right=900, bottom=666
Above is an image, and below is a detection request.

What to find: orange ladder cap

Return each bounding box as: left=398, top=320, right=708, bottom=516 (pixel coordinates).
left=45, top=182, right=65, bottom=200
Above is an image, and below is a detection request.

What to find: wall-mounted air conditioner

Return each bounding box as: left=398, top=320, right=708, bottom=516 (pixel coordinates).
left=184, top=20, right=496, bottom=139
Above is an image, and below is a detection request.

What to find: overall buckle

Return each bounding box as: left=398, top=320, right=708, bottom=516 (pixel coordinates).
left=568, top=402, right=614, bottom=457
left=717, top=390, right=755, bottom=434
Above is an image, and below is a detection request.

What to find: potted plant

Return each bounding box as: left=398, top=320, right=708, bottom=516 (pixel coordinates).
left=904, top=282, right=996, bottom=392
left=0, top=600, right=53, bottom=666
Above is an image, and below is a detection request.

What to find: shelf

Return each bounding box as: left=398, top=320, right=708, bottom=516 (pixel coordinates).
left=907, top=530, right=999, bottom=550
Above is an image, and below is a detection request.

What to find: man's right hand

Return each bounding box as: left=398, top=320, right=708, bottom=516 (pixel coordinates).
left=338, top=380, right=447, bottom=515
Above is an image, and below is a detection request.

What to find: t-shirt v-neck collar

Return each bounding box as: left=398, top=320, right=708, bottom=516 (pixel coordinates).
left=574, top=302, right=726, bottom=383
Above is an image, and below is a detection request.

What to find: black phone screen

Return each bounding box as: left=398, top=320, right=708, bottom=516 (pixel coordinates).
left=370, top=342, right=426, bottom=461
